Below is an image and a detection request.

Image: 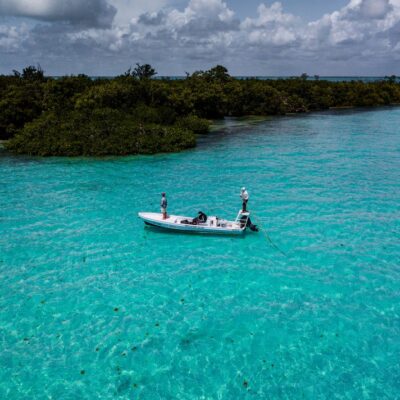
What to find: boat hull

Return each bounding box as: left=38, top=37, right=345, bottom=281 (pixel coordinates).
left=138, top=212, right=245, bottom=235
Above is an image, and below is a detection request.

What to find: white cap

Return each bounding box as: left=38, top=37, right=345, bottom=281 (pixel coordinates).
left=241, top=187, right=246, bottom=191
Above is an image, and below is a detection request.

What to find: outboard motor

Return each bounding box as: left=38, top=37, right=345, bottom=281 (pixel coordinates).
left=239, top=214, right=258, bottom=231
left=246, top=216, right=259, bottom=232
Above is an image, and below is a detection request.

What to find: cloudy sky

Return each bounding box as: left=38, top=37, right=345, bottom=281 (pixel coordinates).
left=0, top=0, right=399, bottom=76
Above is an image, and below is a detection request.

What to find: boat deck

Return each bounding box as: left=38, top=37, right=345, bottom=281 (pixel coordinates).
left=138, top=212, right=248, bottom=235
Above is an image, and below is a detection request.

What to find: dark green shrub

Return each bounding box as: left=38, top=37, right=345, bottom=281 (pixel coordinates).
left=176, top=115, right=210, bottom=134
left=2, top=64, right=400, bottom=155
left=6, top=108, right=195, bottom=156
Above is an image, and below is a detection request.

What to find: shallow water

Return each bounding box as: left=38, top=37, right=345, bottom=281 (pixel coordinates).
left=1, top=108, right=399, bottom=399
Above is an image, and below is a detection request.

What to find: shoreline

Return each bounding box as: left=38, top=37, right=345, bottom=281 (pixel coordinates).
left=2, top=66, right=399, bottom=157
left=2, top=105, right=400, bottom=159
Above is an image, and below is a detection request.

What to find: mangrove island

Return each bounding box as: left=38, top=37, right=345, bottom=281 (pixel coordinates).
left=1, top=64, right=400, bottom=156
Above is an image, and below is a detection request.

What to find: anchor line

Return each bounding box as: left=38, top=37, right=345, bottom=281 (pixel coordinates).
left=136, top=207, right=287, bottom=255
left=250, top=212, right=288, bottom=258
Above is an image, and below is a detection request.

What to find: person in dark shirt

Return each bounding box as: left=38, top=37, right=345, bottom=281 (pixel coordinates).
left=161, top=192, right=168, bottom=219
left=192, top=211, right=207, bottom=224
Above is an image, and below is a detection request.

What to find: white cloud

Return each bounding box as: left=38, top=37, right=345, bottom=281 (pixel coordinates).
left=166, top=0, right=236, bottom=31
left=242, top=2, right=298, bottom=27
left=305, top=0, right=400, bottom=49
left=0, top=24, right=28, bottom=52
left=0, top=0, right=116, bottom=27
left=1, top=0, right=400, bottom=75
left=67, top=26, right=129, bottom=52
left=109, top=0, right=171, bottom=24
left=66, top=0, right=238, bottom=65
left=360, top=0, right=392, bottom=19
left=241, top=2, right=300, bottom=46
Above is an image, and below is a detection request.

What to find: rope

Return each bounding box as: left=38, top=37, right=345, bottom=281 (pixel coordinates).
left=250, top=212, right=288, bottom=258
left=136, top=205, right=288, bottom=258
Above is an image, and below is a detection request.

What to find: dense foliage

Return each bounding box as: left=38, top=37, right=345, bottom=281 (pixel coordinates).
left=1, top=65, right=400, bottom=156
left=6, top=109, right=195, bottom=156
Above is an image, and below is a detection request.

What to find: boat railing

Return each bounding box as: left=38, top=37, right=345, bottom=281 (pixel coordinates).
left=234, top=210, right=250, bottom=229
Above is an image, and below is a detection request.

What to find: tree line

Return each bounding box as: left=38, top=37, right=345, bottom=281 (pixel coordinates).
left=1, top=64, right=399, bottom=156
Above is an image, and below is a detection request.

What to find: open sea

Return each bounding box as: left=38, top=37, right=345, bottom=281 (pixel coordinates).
left=1, top=108, right=399, bottom=399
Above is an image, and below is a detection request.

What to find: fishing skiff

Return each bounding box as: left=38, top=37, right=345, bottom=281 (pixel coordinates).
left=138, top=210, right=257, bottom=235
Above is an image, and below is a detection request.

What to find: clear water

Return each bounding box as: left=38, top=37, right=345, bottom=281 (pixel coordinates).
left=1, top=108, right=399, bottom=399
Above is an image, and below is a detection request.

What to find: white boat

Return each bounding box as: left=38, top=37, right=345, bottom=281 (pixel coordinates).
left=138, top=210, right=253, bottom=235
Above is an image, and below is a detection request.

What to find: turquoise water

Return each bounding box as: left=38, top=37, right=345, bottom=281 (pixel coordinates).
left=1, top=108, right=399, bottom=399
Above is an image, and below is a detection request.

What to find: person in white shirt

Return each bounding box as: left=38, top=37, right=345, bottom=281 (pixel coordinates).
left=240, top=187, right=249, bottom=212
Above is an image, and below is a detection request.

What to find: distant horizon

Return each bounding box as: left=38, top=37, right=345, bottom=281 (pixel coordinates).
left=7, top=69, right=398, bottom=79
left=43, top=74, right=400, bottom=81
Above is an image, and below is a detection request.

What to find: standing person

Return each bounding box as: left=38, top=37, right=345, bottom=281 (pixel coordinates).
left=240, top=187, right=249, bottom=212
left=161, top=192, right=168, bottom=219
